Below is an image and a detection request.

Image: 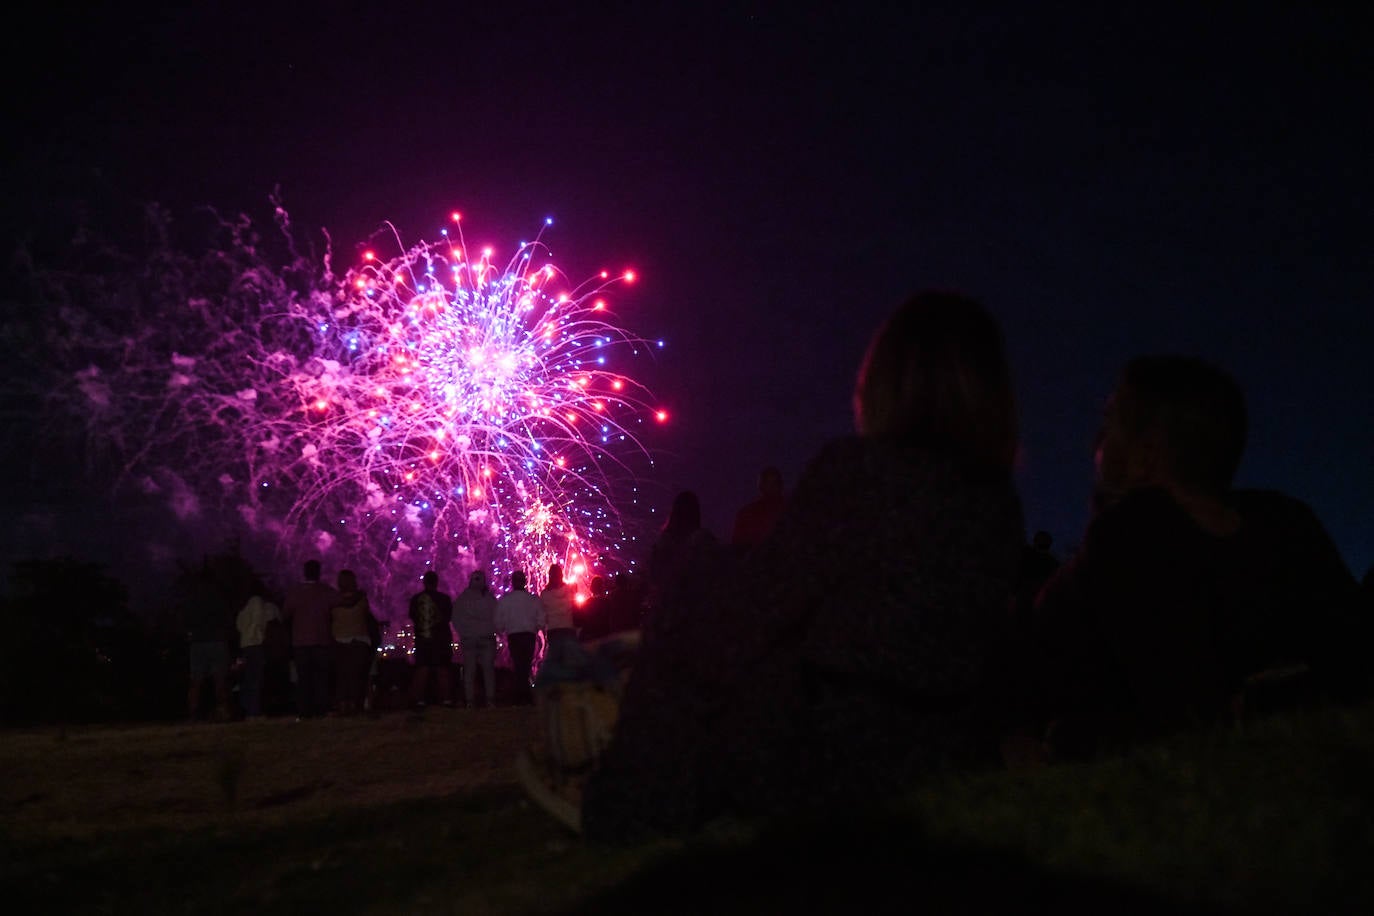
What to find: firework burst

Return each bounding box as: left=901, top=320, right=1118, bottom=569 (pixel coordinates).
left=53, top=204, right=665, bottom=607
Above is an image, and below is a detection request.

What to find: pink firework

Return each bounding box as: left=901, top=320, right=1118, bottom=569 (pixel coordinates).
left=60, top=205, right=665, bottom=607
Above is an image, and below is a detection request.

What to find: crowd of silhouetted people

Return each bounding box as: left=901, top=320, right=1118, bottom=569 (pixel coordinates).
left=179, top=555, right=658, bottom=723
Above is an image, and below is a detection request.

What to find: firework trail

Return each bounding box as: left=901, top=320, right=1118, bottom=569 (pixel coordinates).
left=55, top=204, right=666, bottom=613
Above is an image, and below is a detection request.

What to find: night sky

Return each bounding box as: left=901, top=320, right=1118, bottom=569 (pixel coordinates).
left=3, top=1, right=1371, bottom=602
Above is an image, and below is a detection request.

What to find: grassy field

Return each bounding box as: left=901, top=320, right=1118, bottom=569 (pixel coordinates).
left=3, top=700, right=1373, bottom=914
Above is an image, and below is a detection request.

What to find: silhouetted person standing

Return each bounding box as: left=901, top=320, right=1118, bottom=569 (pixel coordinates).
left=495, top=570, right=544, bottom=705
left=330, top=570, right=375, bottom=715
left=539, top=564, right=578, bottom=672
left=281, top=559, right=339, bottom=719
left=408, top=571, right=454, bottom=709
left=236, top=591, right=281, bottom=720
left=453, top=570, right=498, bottom=708
left=647, top=490, right=718, bottom=617
left=182, top=564, right=235, bottom=722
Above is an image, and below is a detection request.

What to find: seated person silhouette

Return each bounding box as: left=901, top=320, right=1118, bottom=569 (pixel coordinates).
left=1019, top=356, right=1367, bottom=761
left=519, top=291, right=1026, bottom=840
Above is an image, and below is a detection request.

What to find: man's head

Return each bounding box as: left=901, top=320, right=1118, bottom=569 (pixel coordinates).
left=547, top=564, right=564, bottom=586
left=422, top=570, right=438, bottom=590
left=303, top=559, right=321, bottom=582
left=511, top=570, right=527, bottom=591
left=468, top=570, right=486, bottom=591
left=1096, top=355, right=1247, bottom=501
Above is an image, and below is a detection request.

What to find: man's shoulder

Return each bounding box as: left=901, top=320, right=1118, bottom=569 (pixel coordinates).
left=1230, top=488, right=1351, bottom=572
left=1230, top=488, right=1321, bottom=526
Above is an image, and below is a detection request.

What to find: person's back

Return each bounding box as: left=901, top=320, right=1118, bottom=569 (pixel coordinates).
left=453, top=576, right=498, bottom=641
left=409, top=583, right=453, bottom=640
left=1028, top=487, right=1238, bottom=754
left=237, top=595, right=280, bottom=649
left=495, top=584, right=544, bottom=635
left=180, top=567, right=236, bottom=721
left=283, top=579, right=339, bottom=648
left=648, top=491, right=719, bottom=615
left=711, top=438, right=1023, bottom=812
left=496, top=571, right=544, bottom=705
left=408, top=573, right=455, bottom=708
left=539, top=575, right=577, bottom=633
left=331, top=590, right=373, bottom=645
left=1214, top=489, right=1365, bottom=700
left=282, top=560, right=340, bottom=718
left=237, top=593, right=281, bottom=719
left=578, top=291, right=1025, bottom=841
left=330, top=571, right=374, bottom=715
left=453, top=571, right=498, bottom=707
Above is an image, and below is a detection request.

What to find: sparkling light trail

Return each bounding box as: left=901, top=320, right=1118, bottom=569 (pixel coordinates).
left=62, top=206, right=665, bottom=608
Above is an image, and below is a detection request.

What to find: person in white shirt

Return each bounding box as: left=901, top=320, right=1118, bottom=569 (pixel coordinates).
left=453, top=570, right=499, bottom=708
left=495, top=570, right=545, bottom=705
left=236, top=593, right=281, bottom=720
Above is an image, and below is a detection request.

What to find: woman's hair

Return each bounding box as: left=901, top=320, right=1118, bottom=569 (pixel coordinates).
left=337, top=569, right=358, bottom=593
left=662, top=490, right=702, bottom=535
left=853, top=290, right=1018, bottom=473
